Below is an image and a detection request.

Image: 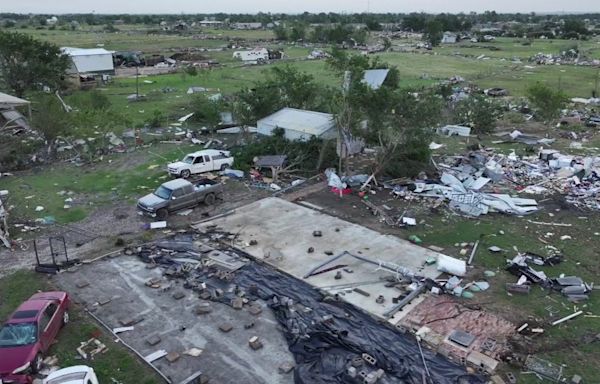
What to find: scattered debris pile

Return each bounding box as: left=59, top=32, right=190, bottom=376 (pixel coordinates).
left=506, top=253, right=593, bottom=302
left=132, top=235, right=485, bottom=384
left=390, top=146, right=600, bottom=215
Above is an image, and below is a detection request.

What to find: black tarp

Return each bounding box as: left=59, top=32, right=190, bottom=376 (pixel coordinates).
left=142, top=237, right=486, bottom=384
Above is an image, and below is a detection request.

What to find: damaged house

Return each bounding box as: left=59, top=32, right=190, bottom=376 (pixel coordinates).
left=61, top=47, right=115, bottom=89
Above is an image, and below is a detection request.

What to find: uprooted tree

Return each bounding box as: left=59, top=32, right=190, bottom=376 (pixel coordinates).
left=0, top=31, right=69, bottom=97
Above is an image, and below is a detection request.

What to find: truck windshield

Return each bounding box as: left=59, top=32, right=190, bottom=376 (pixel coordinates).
left=182, top=156, right=194, bottom=164
left=153, top=186, right=172, bottom=200
left=0, top=323, right=37, bottom=347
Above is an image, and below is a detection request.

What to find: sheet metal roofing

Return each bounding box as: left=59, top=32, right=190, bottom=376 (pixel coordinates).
left=362, top=69, right=390, bottom=90
left=258, top=108, right=334, bottom=136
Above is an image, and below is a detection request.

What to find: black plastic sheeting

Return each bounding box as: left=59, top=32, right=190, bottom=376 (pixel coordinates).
left=145, top=237, right=486, bottom=384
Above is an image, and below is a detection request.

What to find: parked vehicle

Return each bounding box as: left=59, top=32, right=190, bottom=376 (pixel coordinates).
left=167, top=150, right=234, bottom=178
left=137, top=178, right=223, bottom=219
left=43, top=365, right=98, bottom=384
left=0, top=292, right=70, bottom=384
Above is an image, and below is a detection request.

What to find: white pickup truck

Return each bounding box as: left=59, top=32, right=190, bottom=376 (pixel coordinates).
left=168, top=149, right=234, bottom=178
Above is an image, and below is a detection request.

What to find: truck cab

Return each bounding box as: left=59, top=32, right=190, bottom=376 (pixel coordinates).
left=168, top=150, right=234, bottom=178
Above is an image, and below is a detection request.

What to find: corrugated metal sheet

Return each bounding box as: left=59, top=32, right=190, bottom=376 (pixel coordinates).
left=362, top=69, right=390, bottom=90
left=1, top=110, right=29, bottom=130
left=0, top=92, right=29, bottom=108
left=257, top=108, right=335, bottom=141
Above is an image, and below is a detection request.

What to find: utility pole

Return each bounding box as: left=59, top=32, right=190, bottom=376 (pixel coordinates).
left=135, top=65, right=139, bottom=99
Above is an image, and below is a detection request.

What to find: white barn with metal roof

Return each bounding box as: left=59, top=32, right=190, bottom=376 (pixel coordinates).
left=257, top=108, right=336, bottom=141
left=61, top=47, right=115, bottom=75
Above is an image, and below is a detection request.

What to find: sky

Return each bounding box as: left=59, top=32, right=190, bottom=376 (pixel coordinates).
left=2, top=0, right=598, bottom=14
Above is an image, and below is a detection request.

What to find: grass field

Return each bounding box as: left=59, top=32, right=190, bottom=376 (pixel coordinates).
left=0, top=271, right=160, bottom=383
left=1, top=143, right=199, bottom=223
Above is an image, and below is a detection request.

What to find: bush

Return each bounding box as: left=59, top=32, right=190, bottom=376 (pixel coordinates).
left=185, top=66, right=198, bottom=76
left=145, top=110, right=165, bottom=128
left=526, top=82, right=567, bottom=122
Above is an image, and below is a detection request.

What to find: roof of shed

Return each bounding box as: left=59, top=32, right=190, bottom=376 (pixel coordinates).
left=362, top=69, right=390, bottom=90
left=258, top=108, right=334, bottom=136
left=61, top=47, right=115, bottom=56
left=0, top=92, right=30, bottom=108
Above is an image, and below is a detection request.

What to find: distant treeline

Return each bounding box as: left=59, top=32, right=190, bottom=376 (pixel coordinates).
left=1, top=12, right=599, bottom=35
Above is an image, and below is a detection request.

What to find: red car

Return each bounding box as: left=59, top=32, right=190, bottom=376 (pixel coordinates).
left=0, top=292, right=70, bottom=383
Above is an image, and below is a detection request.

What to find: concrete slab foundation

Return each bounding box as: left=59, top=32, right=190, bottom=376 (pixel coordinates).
left=194, top=197, right=447, bottom=321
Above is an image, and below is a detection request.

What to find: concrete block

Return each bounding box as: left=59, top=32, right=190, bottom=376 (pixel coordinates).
left=351, top=356, right=364, bottom=367
left=76, top=280, right=90, bottom=288
left=195, top=303, right=212, bottom=315
left=146, top=335, right=162, bottom=346
left=248, top=305, right=262, bottom=315
left=166, top=352, right=180, bottom=363
left=278, top=362, right=294, bottom=374
left=490, top=375, right=506, bottom=384
left=97, top=297, right=111, bottom=306
left=231, top=297, right=243, bottom=309
left=199, top=291, right=211, bottom=300
left=362, top=353, right=377, bottom=366
left=119, top=316, right=143, bottom=326
left=466, top=350, right=499, bottom=373
left=172, top=291, right=185, bottom=300
left=219, top=323, right=233, bottom=333
left=505, top=372, right=517, bottom=384
left=571, top=374, right=582, bottom=384
left=347, top=366, right=357, bottom=378
left=248, top=336, right=263, bottom=350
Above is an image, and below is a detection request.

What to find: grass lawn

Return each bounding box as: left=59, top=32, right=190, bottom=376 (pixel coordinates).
left=0, top=270, right=160, bottom=384
left=2, top=143, right=199, bottom=224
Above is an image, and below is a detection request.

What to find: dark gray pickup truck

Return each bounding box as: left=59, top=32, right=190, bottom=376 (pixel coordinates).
left=137, top=178, right=223, bottom=219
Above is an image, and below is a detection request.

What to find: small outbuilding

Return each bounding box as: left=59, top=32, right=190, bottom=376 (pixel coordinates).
left=0, top=92, right=31, bottom=135
left=62, top=47, right=115, bottom=88
left=257, top=108, right=336, bottom=141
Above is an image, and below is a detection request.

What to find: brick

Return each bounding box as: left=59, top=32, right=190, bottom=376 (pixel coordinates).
left=146, top=335, right=162, bottom=346
left=166, top=352, right=180, bottom=363
left=219, top=323, right=233, bottom=333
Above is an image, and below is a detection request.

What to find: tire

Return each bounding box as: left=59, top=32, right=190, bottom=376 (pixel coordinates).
left=31, top=353, right=43, bottom=374
left=204, top=193, right=216, bottom=205
left=180, top=169, right=191, bottom=179
left=220, top=164, right=228, bottom=171
left=62, top=311, right=69, bottom=327
left=156, top=208, right=168, bottom=220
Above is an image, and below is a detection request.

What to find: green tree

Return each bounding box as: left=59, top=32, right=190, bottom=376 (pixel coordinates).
left=452, top=95, right=500, bottom=134
left=424, top=19, right=443, bottom=47
left=273, top=25, right=288, bottom=40
left=0, top=31, right=69, bottom=97
left=189, top=95, right=222, bottom=127
left=32, top=94, right=72, bottom=151
left=526, top=82, right=567, bottom=121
